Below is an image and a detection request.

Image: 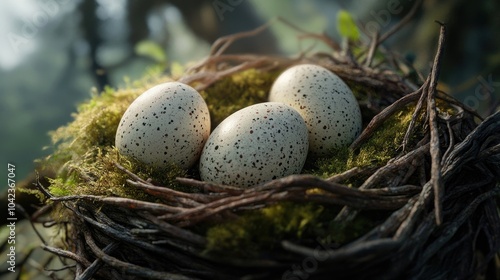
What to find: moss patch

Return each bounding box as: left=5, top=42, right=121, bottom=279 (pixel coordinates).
left=200, top=68, right=279, bottom=128
left=48, top=146, right=186, bottom=199
left=308, top=103, right=421, bottom=182
left=204, top=202, right=326, bottom=257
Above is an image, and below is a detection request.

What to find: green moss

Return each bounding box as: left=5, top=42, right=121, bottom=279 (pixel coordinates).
left=322, top=213, right=382, bottom=245
left=348, top=104, right=417, bottom=168
left=47, top=146, right=186, bottom=199
left=309, top=104, right=421, bottom=181
left=200, top=69, right=279, bottom=128
left=205, top=202, right=324, bottom=257
left=306, top=146, right=351, bottom=178
left=204, top=202, right=386, bottom=258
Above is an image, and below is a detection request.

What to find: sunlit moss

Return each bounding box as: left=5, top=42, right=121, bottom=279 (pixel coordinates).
left=308, top=104, right=422, bottom=181
left=200, top=68, right=279, bottom=128
left=47, top=146, right=186, bottom=199
left=348, top=104, right=419, bottom=168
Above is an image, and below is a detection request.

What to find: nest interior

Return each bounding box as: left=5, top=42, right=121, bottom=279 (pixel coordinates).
left=32, top=22, right=500, bottom=280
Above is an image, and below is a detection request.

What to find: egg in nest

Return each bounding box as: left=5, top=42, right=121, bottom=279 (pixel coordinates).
left=115, top=82, right=210, bottom=169
left=269, top=64, right=362, bottom=157
left=199, top=102, right=309, bottom=188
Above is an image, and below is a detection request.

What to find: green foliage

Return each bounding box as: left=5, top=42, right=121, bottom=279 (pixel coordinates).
left=337, top=10, right=360, bottom=41
left=135, top=40, right=167, bottom=64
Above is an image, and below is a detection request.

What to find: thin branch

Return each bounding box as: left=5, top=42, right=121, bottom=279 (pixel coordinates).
left=427, top=22, right=447, bottom=225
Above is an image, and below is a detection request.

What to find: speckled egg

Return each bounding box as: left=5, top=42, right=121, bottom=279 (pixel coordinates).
left=199, top=102, right=309, bottom=188
left=115, top=82, right=210, bottom=169
left=269, top=64, right=362, bottom=157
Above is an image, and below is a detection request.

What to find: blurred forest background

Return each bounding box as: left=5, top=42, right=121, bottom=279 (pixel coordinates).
left=1, top=0, right=499, bottom=189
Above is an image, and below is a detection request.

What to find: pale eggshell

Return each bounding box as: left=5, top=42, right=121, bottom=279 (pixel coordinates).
left=269, top=64, right=362, bottom=157
left=199, top=102, right=309, bottom=188
left=115, top=82, right=210, bottom=169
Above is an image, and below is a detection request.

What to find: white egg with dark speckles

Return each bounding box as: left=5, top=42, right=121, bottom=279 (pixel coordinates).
left=269, top=64, right=362, bottom=157
left=199, top=102, right=308, bottom=188
left=115, top=82, right=210, bottom=169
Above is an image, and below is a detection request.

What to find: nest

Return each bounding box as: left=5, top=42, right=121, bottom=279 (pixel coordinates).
left=33, top=19, right=500, bottom=280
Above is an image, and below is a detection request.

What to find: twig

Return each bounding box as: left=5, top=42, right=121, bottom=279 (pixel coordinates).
left=402, top=80, right=429, bottom=151
left=350, top=89, right=421, bottom=150
left=365, top=31, right=379, bottom=68
left=427, top=22, right=446, bottom=225
left=377, top=0, right=423, bottom=46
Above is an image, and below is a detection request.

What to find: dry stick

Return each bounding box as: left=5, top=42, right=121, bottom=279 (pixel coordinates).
left=365, top=31, right=379, bottom=68
left=281, top=238, right=400, bottom=262
left=81, top=228, right=195, bottom=280
left=211, top=16, right=340, bottom=57
left=334, top=143, right=429, bottom=223
left=356, top=0, right=422, bottom=67
left=210, top=18, right=276, bottom=56
left=114, top=162, right=148, bottom=184
left=441, top=119, right=455, bottom=165
left=51, top=195, right=183, bottom=214
left=394, top=180, right=433, bottom=239
left=376, top=0, right=423, bottom=47
left=176, top=177, right=244, bottom=195
left=174, top=175, right=412, bottom=226
left=275, top=16, right=341, bottom=51
left=427, top=23, right=447, bottom=225
left=421, top=188, right=500, bottom=264
left=402, top=80, right=429, bottom=152
left=125, top=179, right=212, bottom=205
left=477, top=143, right=500, bottom=161
left=350, top=89, right=421, bottom=150
left=359, top=143, right=430, bottom=190
left=436, top=90, right=483, bottom=120
left=139, top=212, right=206, bottom=246
left=326, top=167, right=367, bottom=182
left=181, top=58, right=269, bottom=91
left=76, top=243, right=119, bottom=280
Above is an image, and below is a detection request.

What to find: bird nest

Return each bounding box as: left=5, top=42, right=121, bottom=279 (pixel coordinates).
left=33, top=21, right=500, bottom=280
